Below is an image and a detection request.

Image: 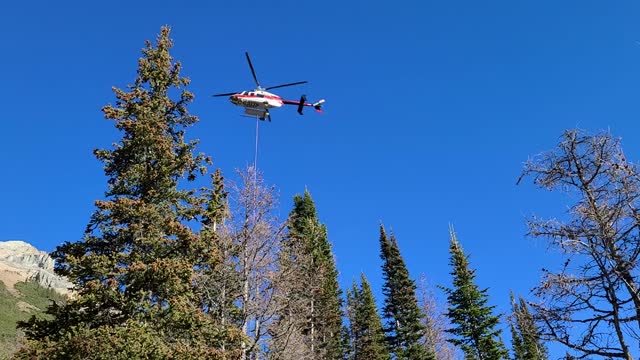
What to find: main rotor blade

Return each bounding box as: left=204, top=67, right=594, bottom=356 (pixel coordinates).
left=265, top=81, right=308, bottom=91
left=212, top=92, right=239, bottom=97
left=245, top=52, right=260, bottom=88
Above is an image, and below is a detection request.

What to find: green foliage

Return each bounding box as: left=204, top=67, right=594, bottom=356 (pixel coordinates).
left=17, top=26, right=239, bottom=358
left=297, top=190, right=344, bottom=359
left=276, top=189, right=345, bottom=359
left=346, top=274, right=390, bottom=360
left=0, top=282, right=21, bottom=344
left=441, top=228, right=508, bottom=360
left=13, top=282, right=65, bottom=316
left=0, top=281, right=65, bottom=359
left=197, top=169, right=242, bottom=328
left=14, top=320, right=237, bottom=360
left=509, top=292, right=546, bottom=360
left=379, top=225, right=435, bottom=360
left=509, top=322, right=524, bottom=360
left=3, top=281, right=66, bottom=357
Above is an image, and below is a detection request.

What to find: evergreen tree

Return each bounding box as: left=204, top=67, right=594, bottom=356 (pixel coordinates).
left=271, top=190, right=344, bottom=359
left=17, top=27, right=239, bottom=359
left=346, top=273, right=390, bottom=360
left=509, top=321, right=525, bottom=360
left=292, top=190, right=344, bottom=359
left=441, top=227, right=508, bottom=360
left=509, top=292, right=546, bottom=360
left=198, top=169, right=243, bottom=346
left=379, top=225, right=435, bottom=360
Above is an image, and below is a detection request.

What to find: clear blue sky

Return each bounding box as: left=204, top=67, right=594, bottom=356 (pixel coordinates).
left=2, top=1, right=640, bottom=357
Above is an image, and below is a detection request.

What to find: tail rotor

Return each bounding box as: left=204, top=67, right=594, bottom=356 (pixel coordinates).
left=313, top=99, right=325, bottom=113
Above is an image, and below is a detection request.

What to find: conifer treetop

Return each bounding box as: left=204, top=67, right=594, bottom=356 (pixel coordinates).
left=347, top=273, right=390, bottom=360
left=97, top=25, right=207, bottom=200
left=442, top=227, right=508, bottom=360
left=16, top=27, right=240, bottom=359
left=379, top=224, right=435, bottom=360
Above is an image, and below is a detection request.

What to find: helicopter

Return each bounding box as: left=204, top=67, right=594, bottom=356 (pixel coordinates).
left=212, top=52, right=325, bottom=122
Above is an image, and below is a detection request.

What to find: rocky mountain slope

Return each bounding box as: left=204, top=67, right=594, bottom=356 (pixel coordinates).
left=0, top=241, right=71, bottom=359
left=0, top=241, right=71, bottom=296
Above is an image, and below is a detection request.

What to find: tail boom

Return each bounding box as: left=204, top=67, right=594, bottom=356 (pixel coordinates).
left=283, top=96, right=325, bottom=115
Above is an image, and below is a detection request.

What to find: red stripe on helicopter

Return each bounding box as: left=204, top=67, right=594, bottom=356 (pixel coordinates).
left=235, top=94, right=282, bottom=101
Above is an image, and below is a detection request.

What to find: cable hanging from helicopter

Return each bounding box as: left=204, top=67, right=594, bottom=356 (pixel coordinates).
left=212, top=52, right=326, bottom=180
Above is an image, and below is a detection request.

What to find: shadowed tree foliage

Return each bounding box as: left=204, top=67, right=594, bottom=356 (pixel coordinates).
left=509, top=292, right=547, bottom=360
left=441, top=227, right=508, bottom=360
left=519, top=129, right=640, bottom=359
left=509, top=315, right=525, bottom=360
left=379, top=225, right=435, bottom=360
left=346, top=273, right=390, bottom=360
left=197, top=168, right=244, bottom=353
left=269, top=190, right=344, bottom=359
left=16, top=27, right=240, bottom=359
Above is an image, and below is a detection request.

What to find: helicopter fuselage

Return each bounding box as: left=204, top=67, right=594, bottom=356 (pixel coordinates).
left=212, top=52, right=323, bottom=121
left=229, top=90, right=283, bottom=110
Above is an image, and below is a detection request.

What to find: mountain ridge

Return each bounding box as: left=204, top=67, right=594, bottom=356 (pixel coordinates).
left=0, top=240, right=72, bottom=296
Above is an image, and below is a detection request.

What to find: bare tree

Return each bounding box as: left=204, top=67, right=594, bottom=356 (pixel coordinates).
left=224, top=166, right=287, bottom=360
left=198, top=167, right=286, bottom=360
left=519, top=129, right=640, bottom=359
left=417, top=275, right=458, bottom=360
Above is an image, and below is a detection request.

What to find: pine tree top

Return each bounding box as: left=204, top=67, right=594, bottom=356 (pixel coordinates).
left=379, top=224, right=434, bottom=360
left=17, top=28, right=240, bottom=358
left=347, top=273, right=390, bottom=360
left=277, top=189, right=344, bottom=359
left=443, top=228, right=508, bottom=360
left=289, top=189, right=318, bottom=231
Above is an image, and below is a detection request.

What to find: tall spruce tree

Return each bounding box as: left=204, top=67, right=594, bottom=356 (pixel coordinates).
left=346, top=273, right=390, bottom=360
left=16, top=27, right=239, bottom=359
left=509, top=292, right=547, bottom=360
left=271, top=190, right=344, bottom=359
left=379, top=225, right=435, bottom=360
left=441, top=227, right=507, bottom=360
